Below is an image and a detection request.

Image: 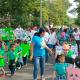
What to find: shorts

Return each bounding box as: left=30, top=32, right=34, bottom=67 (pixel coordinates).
left=55, top=75, right=67, bottom=80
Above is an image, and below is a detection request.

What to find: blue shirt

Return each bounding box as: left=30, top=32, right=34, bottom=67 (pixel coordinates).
left=7, top=51, right=18, bottom=60
left=32, top=36, right=45, bottom=57
left=0, top=48, right=4, bottom=56
left=53, top=63, right=69, bottom=75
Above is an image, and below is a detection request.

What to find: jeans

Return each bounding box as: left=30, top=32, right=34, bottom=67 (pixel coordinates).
left=9, top=60, right=16, bottom=74
left=45, top=44, right=53, bottom=63
left=55, top=75, right=67, bottom=80
left=23, top=55, right=28, bottom=65
left=16, top=57, right=23, bottom=68
left=76, top=40, right=80, bottom=53
left=45, top=48, right=49, bottom=62
left=33, top=56, right=45, bottom=80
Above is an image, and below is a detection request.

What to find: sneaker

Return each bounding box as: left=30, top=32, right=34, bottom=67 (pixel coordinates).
left=17, top=66, right=21, bottom=69
left=41, top=76, right=45, bottom=80
left=15, top=69, right=16, bottom=71
left=34, top=79, right=37, bottom=80
left=11, top=74, right=14, bottom=76
left=25, top=64, right=27, bottom=67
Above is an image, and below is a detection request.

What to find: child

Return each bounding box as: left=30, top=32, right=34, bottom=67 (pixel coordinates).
left=63, top=42, right=70, bottom=54
left=14, top=40, right=23, bottom=69
left=65, top=43, right=76, bottom=65
left=69, top=37, right=78, bottom=55
left=7, top=44, right=18, bottom=76
left=0, top=41, right=5, bottom=76
left=20, top=41, right=30, bottom=65
left=69, top=37, right=76, bottom=46
left=52, top=54, right=70, bottom=80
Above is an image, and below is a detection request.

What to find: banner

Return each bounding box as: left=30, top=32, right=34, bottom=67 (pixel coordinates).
left=67, top=66, right=80, bottom=80
left=71, top=45, right=78, bottom=55
left=55, top=45, right=63, bottom=57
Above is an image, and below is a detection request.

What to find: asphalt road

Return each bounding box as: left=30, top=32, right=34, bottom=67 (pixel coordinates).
left=0, top=56, right=55, bottom=80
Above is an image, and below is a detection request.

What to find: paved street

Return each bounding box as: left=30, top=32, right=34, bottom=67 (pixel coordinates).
left=0, top=56, right=55, bottom=80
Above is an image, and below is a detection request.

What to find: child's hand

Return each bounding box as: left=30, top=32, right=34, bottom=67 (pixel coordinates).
left=6, top=62, right=8, bottom=64
left=51, top=77, right=55, bottom=80
left=18, top=52, right=21, bottom=54
left=13, top=63, right=16, bottom=66
left=0, top=56, right=3, bottom=58
left=49, top=49, right=54, bottom=56
left=29, top=55, right=33, bottom=61
left=24, top=54, right=27, bottom=57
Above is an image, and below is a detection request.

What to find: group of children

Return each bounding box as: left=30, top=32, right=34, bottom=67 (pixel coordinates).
left=0, top=36, right=79, bottom=80
left=0, top=39, right=30, bottom=76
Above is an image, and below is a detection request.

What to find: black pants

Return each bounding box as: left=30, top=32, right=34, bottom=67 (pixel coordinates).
left=23, top=56, right=28, bottom=65
left=16, top=61, right=21, bottom=67
left=9, top=60, right=15, bottom=74
left=76, top=40, right=80, bottom=53
left=65, top=56, right=74, bottom=64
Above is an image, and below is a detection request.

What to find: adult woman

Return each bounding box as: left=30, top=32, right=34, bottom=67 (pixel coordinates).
left=73, top=28, right=80, bottom=53
left=30, top=28, right=52, bottom=80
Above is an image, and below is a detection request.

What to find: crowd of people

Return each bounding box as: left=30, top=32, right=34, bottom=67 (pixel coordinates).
left=0, top=26, right=80, bottom=80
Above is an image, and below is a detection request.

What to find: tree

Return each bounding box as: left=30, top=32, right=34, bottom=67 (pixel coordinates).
left=0, top=0, right=49, bottom=28
left=0, top=0, right=24, bottom=27
left=48, top=0, right=69, bottom=26
left=74, top=0, right=80, bottom=26
left=0, top=0, right=69, bottom=28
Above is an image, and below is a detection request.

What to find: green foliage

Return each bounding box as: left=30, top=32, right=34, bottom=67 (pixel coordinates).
left=48, top=0, right=69, bottom=26
left=75, top=18, right=80, bottom=26
left=74, top=0, right=80, bottom=26
left=49, top=0, right=68, bottom=25
left=0, top=0, right=69, bottom=28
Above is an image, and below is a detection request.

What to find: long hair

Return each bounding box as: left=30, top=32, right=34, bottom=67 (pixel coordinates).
left=34, top=28, right=45, bottom=37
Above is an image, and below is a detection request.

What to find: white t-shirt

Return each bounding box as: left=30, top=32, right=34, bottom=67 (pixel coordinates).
left=41, top=37, right=47, bottom=48
left=48, top=32, right=57, bottom=45
left=73, top=32, right=80, bottom=40
left=14, top=28, right=23, bottom=39
left=44, top=32, right=49, bottom=44
left=30, top=30, right=37, bottom=39
left=26, top=31, right=32, bottom=43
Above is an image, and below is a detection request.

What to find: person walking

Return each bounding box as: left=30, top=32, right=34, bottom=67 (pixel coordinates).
left=30, top=28, right=52, bottom=80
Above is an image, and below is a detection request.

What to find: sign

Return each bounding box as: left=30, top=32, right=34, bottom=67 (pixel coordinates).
left=55, top=46, right=63, bottom=57
left=67, top=66, right=80, bottom=80
left=71, top=45, right=78, bottom=55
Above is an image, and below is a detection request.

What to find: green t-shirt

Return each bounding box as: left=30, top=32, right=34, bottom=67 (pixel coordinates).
left=7, top=51, right=18, bottom=60
left=14, top=46, right=22, bottom=58
left=5, top=41, right=11, bottom=51
left=71, top=41, right=76, bottom=46
left=68, top=41, right=76, bottom=46
left=53, top=63, right=69, bottom=75
left=20, top=43, right=30, bottom=57
left=66, top=50, right=74, bottom=58
left=0, top=48, right=5, bottom=67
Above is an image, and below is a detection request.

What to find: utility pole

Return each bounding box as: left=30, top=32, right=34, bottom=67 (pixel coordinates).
left=40, top=0, right=42, bottom=27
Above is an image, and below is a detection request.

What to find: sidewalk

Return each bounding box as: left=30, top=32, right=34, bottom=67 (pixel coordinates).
left=0, top=56, right=54, bottom=80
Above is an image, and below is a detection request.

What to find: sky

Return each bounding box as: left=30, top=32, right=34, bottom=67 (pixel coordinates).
left=67, top=0, right=78, bottom=18
left=69, top=0, right=74, bottom=3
